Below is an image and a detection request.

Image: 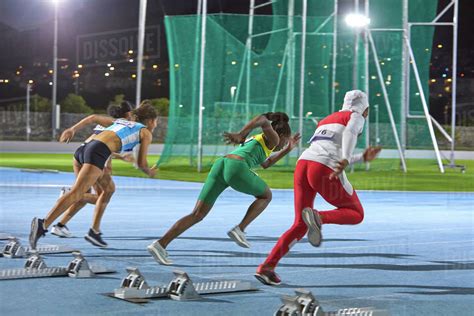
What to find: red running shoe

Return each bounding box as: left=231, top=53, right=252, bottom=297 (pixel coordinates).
left=254, top=265, right=281, bottom=286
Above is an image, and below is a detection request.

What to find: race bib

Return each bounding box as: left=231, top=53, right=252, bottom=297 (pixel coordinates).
left=307, top=127, right=335, bottom=143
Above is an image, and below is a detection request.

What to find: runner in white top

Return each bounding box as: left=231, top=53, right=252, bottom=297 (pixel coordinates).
left=255, top=90, right=382, bottom=286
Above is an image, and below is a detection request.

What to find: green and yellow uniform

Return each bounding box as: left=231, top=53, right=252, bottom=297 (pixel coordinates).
left=198, top=133, right=274, bottom=205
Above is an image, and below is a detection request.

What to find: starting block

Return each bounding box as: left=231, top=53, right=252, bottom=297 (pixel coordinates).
left=0, top=251, right=115, bottom=280
left=275, top=289, right=324, bottom=316
left=108, top=268, right=258, bottom=303
left=1, top=237, right=76, bottom=258
left=275, top=289, right=386, bottom=316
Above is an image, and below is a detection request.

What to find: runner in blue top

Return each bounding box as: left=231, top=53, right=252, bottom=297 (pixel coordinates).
left=50, top=101, right=135, bottom=247
left=29, top=103, right=158, bottom=249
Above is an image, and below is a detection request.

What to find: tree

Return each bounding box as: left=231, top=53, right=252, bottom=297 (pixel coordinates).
left=150, top=97, right=169, bottom=116
left=60, top=94, right=93, bottom=114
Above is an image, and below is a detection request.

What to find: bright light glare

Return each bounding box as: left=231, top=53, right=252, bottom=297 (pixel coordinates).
left=345, top=13, right=370, bottom=28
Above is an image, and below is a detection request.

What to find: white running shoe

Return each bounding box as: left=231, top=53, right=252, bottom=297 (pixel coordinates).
left=227, top=226, right=251, bottom=248
left=59, top=187, right=71, bottom=198
left=302, top=207, right=323, bottom=247
left=147, top=240, right=173, bottom=265
left=51, top=224, right=73, bottom=238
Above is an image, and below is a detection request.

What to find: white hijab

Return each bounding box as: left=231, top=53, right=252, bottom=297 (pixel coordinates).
left=341, top=90, right=369, bottom=114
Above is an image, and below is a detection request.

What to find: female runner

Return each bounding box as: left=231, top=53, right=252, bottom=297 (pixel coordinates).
left=255, top=90, right=381, bottom=285
left=147, top=112, right=300, bottom=265
left=29, top=103, right=158, bottom=249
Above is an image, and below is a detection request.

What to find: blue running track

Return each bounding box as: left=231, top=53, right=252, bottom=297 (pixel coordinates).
left=0, top=167, right=473, bottom=315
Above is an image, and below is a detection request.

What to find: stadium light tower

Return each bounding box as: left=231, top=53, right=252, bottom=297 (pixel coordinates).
left=345, top=11, right=408, bottom=172
left=51, top=0, right=62, bottom=139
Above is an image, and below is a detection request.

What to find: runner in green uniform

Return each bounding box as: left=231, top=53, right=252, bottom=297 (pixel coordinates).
left=147, top=112, right=301, bottom=265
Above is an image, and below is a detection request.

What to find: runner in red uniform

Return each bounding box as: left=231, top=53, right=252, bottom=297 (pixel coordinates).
left=255, top=90, right=381, bottom=285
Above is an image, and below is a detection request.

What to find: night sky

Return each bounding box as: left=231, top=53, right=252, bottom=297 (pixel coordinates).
left=0, top=0, right=472, bottom=119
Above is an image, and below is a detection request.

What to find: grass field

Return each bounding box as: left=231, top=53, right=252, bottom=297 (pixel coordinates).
left=0, top=153, right=472, bottom=192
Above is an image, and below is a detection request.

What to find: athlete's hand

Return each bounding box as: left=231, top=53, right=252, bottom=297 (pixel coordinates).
left=363, top=146, right=382, bottom=162
left=119, top=153, right=136, bottom=163
left=59, top=128, right=75, bottom=143
left=330, top=159, right=349, bottom=180
left=223, top=132, right=245, bottom=145
left=287, top=133, right=302, bottom=150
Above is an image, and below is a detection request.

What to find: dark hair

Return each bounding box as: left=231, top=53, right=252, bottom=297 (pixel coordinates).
left=133, top=103, right=158, bottom=124
left=263, top=112, right=291, bottom=137
left=107, top=101, right=134, bottom=118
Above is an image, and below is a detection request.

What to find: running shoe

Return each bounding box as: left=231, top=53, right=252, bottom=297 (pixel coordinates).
left=147, top=240, right=173, bottom=265
left=84, top=228, right=108, bottom=248
left=302, top=207, right=323, bottom=247
left=254, top=266, right=281, bottom=286
left=51, top=223, right=73, bottom=238
left=29, top=217, right=47, bottom=250
left=227, top=225, right=251, bottom=248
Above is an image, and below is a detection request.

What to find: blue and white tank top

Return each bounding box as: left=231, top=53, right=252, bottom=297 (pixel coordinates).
left=104, top=119, right=145, bottom=153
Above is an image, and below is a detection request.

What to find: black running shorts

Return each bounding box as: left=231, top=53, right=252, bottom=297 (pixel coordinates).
left=73, top=140, right=112, bottom=170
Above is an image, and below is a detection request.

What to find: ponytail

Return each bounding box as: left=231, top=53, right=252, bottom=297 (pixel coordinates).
left=107, top=101, right=134, bottom=119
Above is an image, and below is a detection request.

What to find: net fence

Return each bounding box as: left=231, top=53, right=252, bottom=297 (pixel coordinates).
left=158, top=0, right=439, bottom=170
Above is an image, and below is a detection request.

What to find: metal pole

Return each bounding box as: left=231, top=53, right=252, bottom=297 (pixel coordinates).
left=364, top=0, right=370, bottom=170
left=404, top=36, right=444, bottom=173
left=189, top=0, right=203, bottom=166
left=197, top=0, right=207, bottom=172
left=331, top=0, right=338, bottom=113
left=450, top=0, right=459, bottom=166
left=26, top=84, right=31, bottom=141
left=285, top=0, right=295, bottom=117
left=297, top=0, right=308, bottom=156
left=368, top=31, right=407, bottom=172
left=51, top=2, right=58, bottom=140
left=353, top=0, right=359, bottom=90
left=246, top=0, right=255, bottom=120
left=401, top=0, right=408, bottom=156
left=136, top=0, right=147, bottom=107
left=272, top=42, right=290, bottom=112
left=375, top=104, right=380, bottom=145
left=284, top=0, right=294, bottom=166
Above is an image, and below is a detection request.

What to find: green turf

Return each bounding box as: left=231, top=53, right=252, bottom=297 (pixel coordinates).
left=0, top=153, right=472, bottom=192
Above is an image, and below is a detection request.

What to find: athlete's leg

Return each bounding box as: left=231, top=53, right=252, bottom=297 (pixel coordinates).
left=310, top=164, right=364, bottom=225
left=158, top=158, right=228, bottom=249
left=159, top=200, right=214, bottom=248
left=91, top=173, right=115, bottom=232
left=237, top=187, right=272, bottom=231
left=261, top=160, right=316, bottom=269
left=43, top=164, right=103, bottom=228
left=222, top=159, right=272, bottom=231
left=58, top=160, right=88, bottom=225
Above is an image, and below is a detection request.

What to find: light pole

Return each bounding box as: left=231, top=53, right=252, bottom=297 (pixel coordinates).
left=51, top=0, right=60, bottom=140
left=136, top=0, right=148, bottom=107
left=26, top=83, right=32, bottom=141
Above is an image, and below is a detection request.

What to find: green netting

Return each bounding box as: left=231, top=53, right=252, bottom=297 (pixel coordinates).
left=158, top=0, right=439, bottom=169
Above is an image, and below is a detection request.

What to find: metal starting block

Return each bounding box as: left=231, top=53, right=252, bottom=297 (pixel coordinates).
left=109, top=268, right=258, bottom=303
left=275, top=289, right=324, bottom=316
left=275, top=289, right=387, bottom=316
left=1, top=237, right=76, bottom=258
left=0, top=251, right=115, bottom=280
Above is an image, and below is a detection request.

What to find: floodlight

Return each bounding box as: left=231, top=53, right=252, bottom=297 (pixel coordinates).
left=345, top=13, right=370, bottom=28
